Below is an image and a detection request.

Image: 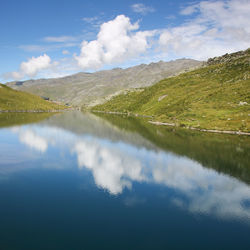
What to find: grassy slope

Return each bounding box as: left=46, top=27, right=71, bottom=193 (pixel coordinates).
left=0, top=113, right=54, bottom=128
left=0, top=83, right=66, bottom=111
left=93, top=49, right=250, bottom=132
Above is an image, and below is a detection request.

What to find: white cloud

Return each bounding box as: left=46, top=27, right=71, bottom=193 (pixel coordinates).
left=17, top=36, right=79, bottom=54
left=7, top=54, right=52, bottom=80
left=76, top=0, right=250, bottom=71
left=4, top=55, right=79, bottom=80
left=43, top=36, right=77, bottom=43
left=36, top=57, right=80, bottom=79
left=82, top=16, right=99, bottom=23
left=82, top=16, right=104, bottom=28
left=18, top=45, right=48, bottom=52
left=3, top=0, right=250, bottom=80
left=159, top=0, right=250, bottom=60
left=19, top=42, right=77, bottom=53
left=62, top=50, right=70, bottom=55
left=82, top=14, right=108, bottom=31
left=20, top=54, right=52, bottom=77
left=131, top=3, right=155, bottom=15
left=75, top=15, right=155, bottom=70
left=180, top=4, right=199, bottom=15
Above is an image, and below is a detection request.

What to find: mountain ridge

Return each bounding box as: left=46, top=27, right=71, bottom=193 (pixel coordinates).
left=7, top=58, right=203, bottom=107
left=93, top=48, right=250, bottom=132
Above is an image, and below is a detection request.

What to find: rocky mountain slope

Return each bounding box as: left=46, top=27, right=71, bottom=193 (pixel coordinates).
left=7, top=59, right=202, bottom=107
left=93, top=48, right=250, bottom=132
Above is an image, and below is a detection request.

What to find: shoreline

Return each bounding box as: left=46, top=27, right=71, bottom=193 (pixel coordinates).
left=92, top=110, right=250, bottom=136
left=0, top=110, right=65, bottom=113
left=148, top=121, right=250, bottom=136
left=0, top=108, right=76, bottom=113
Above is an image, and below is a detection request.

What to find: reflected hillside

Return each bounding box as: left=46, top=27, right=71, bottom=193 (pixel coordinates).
left=0, top=112, right=55, bottom=128
left=3, top=111, right=249, bottom=185
left=42, top=111, right=156, bottom=150
left=94, top=112, right=250, bottom=184
left=1, top=111, right=250, bottom=222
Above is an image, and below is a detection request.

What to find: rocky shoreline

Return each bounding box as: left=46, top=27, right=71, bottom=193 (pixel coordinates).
left=0, top=110, right=65, bottom=113
left=149, top=121, right=250, bottom=136
left=92, top=110, right=250, bottom=136
left=0, top=108, right=78, bottom=113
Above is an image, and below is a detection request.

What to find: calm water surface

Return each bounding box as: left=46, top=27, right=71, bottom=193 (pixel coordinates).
left=0, top=111, right=250, bottom=250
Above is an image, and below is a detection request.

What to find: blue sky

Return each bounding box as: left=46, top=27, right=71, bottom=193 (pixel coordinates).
left=0, top=0, right=249, bottom=82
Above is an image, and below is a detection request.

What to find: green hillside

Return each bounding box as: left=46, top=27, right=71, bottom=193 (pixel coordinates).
left=0, top=83, right=66, bottom=112
left=93, top=49, right=250, bottom=132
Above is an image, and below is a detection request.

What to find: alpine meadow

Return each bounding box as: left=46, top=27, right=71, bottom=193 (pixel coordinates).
left=1, top=1, right=250, bottom=250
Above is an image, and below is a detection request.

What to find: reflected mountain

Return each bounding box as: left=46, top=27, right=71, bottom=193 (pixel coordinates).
left=0, top=112, right=54, bottom=128
left=0, top=111, right=250, bottom=222
left=41, top=111, right=157, bottom=150
left=93, top=112, right=250, bottom=184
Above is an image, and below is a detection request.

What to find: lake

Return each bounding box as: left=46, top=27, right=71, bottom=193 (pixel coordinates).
left=0, top=111, right=250, bottom=250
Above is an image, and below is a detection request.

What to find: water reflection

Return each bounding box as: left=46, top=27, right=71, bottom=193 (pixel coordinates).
left=74, top=140, right=145, bottom=194
left=0, top=111, right=250, bottom=222
left=73, top=136, right=250, bottom=220
left=15, top=127, right=48, bottom=152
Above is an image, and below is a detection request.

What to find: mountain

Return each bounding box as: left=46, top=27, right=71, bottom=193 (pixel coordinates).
left=0, top=83, right=66, bottom=112
left=93, top=48, right=250, bottom=132
left=7, top=59, right=202, bottom=107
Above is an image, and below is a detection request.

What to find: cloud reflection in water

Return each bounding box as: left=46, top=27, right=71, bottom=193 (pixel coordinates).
left=2, top=124, right=250, bottom=221
left=74, top=140, right=145, bottom=194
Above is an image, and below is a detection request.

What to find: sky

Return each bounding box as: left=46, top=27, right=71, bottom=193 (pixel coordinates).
left=0, top=0, right=250, bottom=82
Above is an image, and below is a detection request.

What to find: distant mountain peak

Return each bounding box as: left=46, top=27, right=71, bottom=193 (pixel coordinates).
left=7, top=58, right=203, bottom=107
